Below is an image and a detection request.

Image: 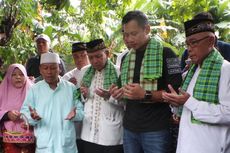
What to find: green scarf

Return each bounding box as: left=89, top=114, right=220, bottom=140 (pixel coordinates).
left=120, top=38, right=163, bottom=90
left=81, top=59, right=118, bottom=90
left=182, top=49, right=223, bottom=124
left=73, top=88, right=81, bottom=101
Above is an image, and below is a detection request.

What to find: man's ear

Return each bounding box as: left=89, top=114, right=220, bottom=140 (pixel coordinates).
left=208, top=35, right=215, bottom=48
left=104, top=49, right=110, bottom=57
left=145, top=24, right=151, bottom=35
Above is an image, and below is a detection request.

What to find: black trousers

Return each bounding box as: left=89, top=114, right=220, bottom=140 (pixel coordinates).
left=82, top=140, right=124, bottom=153
left=77, top=139, right=85, bottom=153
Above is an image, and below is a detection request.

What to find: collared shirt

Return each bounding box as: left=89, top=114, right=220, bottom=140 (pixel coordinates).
left=62, top=65, right=90, bottom=87
left=177, top=60, right=230, bottom=153
left=80, top=66, right=124, bottom=146
left=20, top=78, right=84, bottom=153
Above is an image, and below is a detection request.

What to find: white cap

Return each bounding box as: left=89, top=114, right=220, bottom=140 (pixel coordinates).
left=40, top=52, right=60, bottom=64
left=35, top=34, right=51, bottom=44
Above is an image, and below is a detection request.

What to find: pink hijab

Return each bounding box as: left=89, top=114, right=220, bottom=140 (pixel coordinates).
left=0, top=64, right=33, bottom=135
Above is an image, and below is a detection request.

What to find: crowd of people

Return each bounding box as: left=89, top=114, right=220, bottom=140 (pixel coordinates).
left=0, top=10, right=230, bottom=153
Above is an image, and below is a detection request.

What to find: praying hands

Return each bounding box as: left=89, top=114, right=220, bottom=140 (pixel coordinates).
left=162, top=84, right=190, bottom=106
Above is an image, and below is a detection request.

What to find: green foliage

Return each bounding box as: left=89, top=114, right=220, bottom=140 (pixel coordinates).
left=145, top=0, right=230, bottom=56
left=0, top=0, right=37, bottom=69
left=0, top=29, right=36, bottom=65
left=41, top=0, right=70, bottom=10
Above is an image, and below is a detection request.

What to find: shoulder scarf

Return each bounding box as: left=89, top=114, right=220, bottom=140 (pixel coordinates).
left=182, top=49, right=223, bottom=124
left=120, top=38, right=163, bottom=91
left=81, top=59, right=118, bottom=90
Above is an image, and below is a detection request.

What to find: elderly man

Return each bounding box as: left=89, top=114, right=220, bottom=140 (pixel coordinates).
left=162, top=13, right=230, bottom=153
left=26, top=34, right=66, bottom=79
left=21, top=52, right=84, bottom=153
left=80, top=39, right=124, bottom=153
left=110, top=10, right=182, bottom=153
left=62, top=42, right=89, bottom=86
left=180, top=12, right=230, bottom=72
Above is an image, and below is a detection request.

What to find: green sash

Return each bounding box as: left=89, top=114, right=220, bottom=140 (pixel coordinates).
left=120, top=38, right=163, bottom=91
left=182, top=49, right=223, bottom=124
left=81, top=59, right=118, bottom=90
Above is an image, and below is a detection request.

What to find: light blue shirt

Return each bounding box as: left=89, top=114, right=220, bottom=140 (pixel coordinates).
left=21, top=78, right=84, bottom=153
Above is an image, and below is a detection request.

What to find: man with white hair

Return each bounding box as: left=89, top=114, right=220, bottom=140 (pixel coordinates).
left=21, top=52, right=84, bottom=153
left=26, top=34, right=66, bottom=79
left=162, top=13, right=230, bottom=153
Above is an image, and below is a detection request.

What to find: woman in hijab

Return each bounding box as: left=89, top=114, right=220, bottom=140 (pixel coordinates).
left=0, top=64, right=35, bottom=153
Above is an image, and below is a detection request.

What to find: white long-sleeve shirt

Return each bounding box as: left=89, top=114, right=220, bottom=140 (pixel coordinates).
left=177, top=60, right=230, bottom=153
left=62, top=65, right=90, bottom=87
left=80, top=66, right=124, bottom=146
left=20, top=79, right=84, bottom=153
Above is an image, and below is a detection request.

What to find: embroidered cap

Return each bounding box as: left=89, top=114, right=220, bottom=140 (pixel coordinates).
left=86, top=39, right=106, bottom=52
left=184, top=12, right=215, bottom=37
left=35, top=34, right=51, bottom=44
left=40, top=52, right=60, bottom=64
left=72, top=42, right=87, bottom=53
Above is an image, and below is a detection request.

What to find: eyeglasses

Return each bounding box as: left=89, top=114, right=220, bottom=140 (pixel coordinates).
left=185, top=36, right=210, bottom=48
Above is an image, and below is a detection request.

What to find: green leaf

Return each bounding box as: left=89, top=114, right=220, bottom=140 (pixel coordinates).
left=44, top=26, right=54, bottom=37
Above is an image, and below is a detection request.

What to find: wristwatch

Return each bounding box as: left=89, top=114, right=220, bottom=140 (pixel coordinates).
left=144, top=90, right=152, bottom=100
